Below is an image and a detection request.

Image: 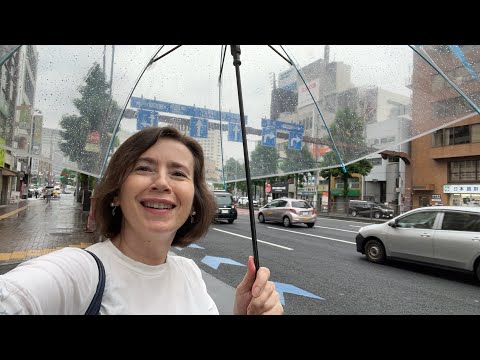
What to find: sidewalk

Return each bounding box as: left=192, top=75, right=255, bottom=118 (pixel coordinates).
left=0, top=195, right=235, bottom=314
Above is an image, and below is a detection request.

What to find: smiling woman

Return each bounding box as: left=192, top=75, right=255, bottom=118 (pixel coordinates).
left=0, top=126, right=284, bottom=315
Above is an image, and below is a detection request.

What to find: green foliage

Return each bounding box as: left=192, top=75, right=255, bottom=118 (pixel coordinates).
left=320, top=108, right=372, bottom=201
left=249, top=142, right=278, bottom=178
left=280, top=145, right=316, bottom=173
left=321, top=108, right=369, bottom=167
left=223, top=157, right=245, bottom=181
left=59, top=63, right=122, bottom=175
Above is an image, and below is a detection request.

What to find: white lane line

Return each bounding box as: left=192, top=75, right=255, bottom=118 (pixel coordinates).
left=212, top=228, right=294, bottom=250
left=317, top=217, right=371, bottom=224
left=314, top=225, right=358, bottom=233
left=349, top=225, right=362, bottom=228
left=267, top=226, right=356, bottom=245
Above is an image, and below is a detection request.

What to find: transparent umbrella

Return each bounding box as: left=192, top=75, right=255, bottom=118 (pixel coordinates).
left=1, top=44, right=480, bottom=269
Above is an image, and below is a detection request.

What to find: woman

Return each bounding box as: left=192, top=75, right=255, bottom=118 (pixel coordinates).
left=0, top=126, right=283, bottom=315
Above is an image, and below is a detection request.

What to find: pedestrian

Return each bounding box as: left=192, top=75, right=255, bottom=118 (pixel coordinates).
left=34, top=189, right=38, bottom=199
left=0, top=126, right=283, bottom=315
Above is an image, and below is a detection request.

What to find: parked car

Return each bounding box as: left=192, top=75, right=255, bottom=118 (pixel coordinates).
left=355, top=206, right=480, bottom=281
left=213, top=190, right=237, bottom=224
left=237, top=196, right=259, bottom=207
left=348, top=200, right=394, bottom=219
left=258, top=198, right=316, bottom=227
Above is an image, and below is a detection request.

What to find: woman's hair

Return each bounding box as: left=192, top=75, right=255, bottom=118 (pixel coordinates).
left=94, top=126, right=217, bottom=246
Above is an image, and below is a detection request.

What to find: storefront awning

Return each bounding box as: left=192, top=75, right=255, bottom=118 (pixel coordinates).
left=1, top=169, right=17, bottom=176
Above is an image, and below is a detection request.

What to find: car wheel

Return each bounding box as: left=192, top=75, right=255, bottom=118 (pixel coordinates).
left=306, top=223, right=314, bottom=228
left=374, top=212, right=381, bottom=219
left=351, top=210, right=357, bottom=217
left=364, top=239, right=386, bottom=264
left=258, top=213, right=265, bottom=223
left=283, top=216, right=291, bottom=227
left=228, top=219, right=234, bottom=224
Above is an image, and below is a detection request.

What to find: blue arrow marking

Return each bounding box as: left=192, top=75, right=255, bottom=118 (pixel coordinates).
left=201, top=256, right=245, bottom=270
left=274, top=282, right=324, bottom=306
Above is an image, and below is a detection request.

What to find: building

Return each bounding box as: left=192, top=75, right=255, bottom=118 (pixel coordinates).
left=409, top=45, right=480, bottom=208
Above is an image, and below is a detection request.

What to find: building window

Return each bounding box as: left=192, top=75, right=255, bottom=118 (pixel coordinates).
left=431, top=123, right=480, bottom=146
left=449, top=159, right=480, bottom=182
left=368, top=158, right=382, bottom=166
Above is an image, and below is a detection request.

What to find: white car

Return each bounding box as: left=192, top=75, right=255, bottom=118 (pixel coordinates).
left=356, top=206, right=480, bottom=281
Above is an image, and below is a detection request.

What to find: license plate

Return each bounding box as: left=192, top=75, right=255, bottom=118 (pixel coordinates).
left=221, top=210, right=229, bottom=214
left=302, top=211, right=309, bottom=215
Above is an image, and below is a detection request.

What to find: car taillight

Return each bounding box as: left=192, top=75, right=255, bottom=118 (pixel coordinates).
left=312, top=208, right=316, bottom=215
left=288, top=208, right=297, bottom=214
left=233, top=203, right=237, bottom=209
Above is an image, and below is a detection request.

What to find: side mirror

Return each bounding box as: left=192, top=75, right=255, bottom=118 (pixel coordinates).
left=388, top=220, right=397, bottom=228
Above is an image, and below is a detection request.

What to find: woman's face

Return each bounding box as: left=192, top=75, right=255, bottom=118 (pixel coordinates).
left=116, top=138, right=195, bottom=238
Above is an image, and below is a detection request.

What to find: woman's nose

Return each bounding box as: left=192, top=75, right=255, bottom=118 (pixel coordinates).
left=150, top=172, right=172, bottom=192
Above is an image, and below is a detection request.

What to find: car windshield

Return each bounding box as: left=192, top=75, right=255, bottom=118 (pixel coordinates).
left=216, top=194, right=233, bottom=206
left=374, top=202, right=390, bottom=209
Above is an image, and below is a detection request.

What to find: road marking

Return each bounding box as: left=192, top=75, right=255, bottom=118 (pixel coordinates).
left=349, top=225, right=362, bottom=228
left=314, top=225, right=358, bottom=233
left=212, top=228, right=293, bottom=250
left=0, top=243, right=94, bottom=263
left=0, top=206, right=28, bottom=220
left=267, top=226, right=356, bottom=245
left=317, top=217, right=372, bottom=225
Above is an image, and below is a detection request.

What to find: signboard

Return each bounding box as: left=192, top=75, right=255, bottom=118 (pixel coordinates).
left=31, top=158, right=39, bottom=175
left=189, top=117, right=208, bottom=138
left=261, top=127, right=276, bottom=147
left=10, top=191, right=20, bottom=204
left=228, top=123, right=242, bottom=142
left=265, top=182, right=271, bottom=193
left=271, top=182, right=288, bottom=193
left=130, top=97, right=247, bottom=124
left=288, top=131, right=303, bottom=150
left=85, top=131, right=101, bottom=153
left=136, top=109, right=159, bottom=130
left=298, top=79, right=320, bottom=108
left=443, top=184, right=480, bottom=193
left=261, top=118, right=304, bottom=133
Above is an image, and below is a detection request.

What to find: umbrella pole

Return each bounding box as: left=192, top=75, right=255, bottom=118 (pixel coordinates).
left=230, top=45, right=260, bottom=272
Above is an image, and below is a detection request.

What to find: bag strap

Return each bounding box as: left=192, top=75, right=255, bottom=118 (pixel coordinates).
left=84, top=250, right=105, bottom=315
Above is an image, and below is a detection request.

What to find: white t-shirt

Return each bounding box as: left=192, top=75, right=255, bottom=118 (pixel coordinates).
left=0, top=240, right=219, bottom=315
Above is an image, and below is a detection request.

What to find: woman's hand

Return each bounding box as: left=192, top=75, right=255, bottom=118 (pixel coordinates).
left=233, top=256, right=284, bottom=315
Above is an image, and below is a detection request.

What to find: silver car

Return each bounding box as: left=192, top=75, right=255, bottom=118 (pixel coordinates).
left=258, top=198, right=316, bottom=227
left=355, top=206, right=480, bottom=281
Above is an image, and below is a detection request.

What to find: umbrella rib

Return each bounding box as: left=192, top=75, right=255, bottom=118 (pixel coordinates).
left=267, top=45, right=293, bottom=65
left=218, top=45, right=227, bottom=84
left=150, top=45, right=183, bottom=64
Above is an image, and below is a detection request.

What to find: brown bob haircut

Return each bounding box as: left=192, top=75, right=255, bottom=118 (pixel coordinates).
left=94, top=125, right=217, bottom=247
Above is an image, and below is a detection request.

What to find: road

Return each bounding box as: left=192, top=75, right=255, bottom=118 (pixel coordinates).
left=173, top=212, right=480, bottom=314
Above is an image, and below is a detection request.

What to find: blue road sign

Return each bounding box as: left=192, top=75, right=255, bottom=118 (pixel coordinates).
left=261, top=118, right=304, bottom=133
left=273, top=282, right=324, bottom=306
left=174, top=243, right=205, bottom=251
left=136, top=109, right=159, bottom=130
left=288, top=131, right=303, bottom=150
left=261, top=127, right=276, bottom=147
left=228, top=123, right=242, bottom=142
left=189, top=117, right=208, bottom=138
left=201, top=256, right=245, bottom=270
left=130, top=97, right=247, bottom=124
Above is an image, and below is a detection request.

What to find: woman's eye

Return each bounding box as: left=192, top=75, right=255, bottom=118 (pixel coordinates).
left=135, top=166, right=153, bottom=172
left=172, top=171, right=187, bottom=177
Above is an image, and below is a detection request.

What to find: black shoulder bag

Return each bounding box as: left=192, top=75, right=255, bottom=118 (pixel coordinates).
left=84, top=250, right=105, bottom=315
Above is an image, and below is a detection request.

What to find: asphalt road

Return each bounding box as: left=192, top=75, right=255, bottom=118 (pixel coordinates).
left=172, top=212, right=480, bottom=314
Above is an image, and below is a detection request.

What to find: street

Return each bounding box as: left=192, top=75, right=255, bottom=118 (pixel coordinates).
left=1, top=198, right=480, bottom=314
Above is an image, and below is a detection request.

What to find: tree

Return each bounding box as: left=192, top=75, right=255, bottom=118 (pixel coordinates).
left=223, top=157, right=245, bottom=182
left=59, top=63, right=122, bottom=175
left=321, top=108, right=369, bottom=167
left=249, top=142, right=278, bottom=178
left=320, top=107, right=372, bottom=207
left=280, top=145, right=316, bottom=173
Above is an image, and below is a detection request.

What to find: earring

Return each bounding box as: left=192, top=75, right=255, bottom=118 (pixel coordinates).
left=191, top=210, right=196, bottom=224
left=110, top=202, right=117, bottom=216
